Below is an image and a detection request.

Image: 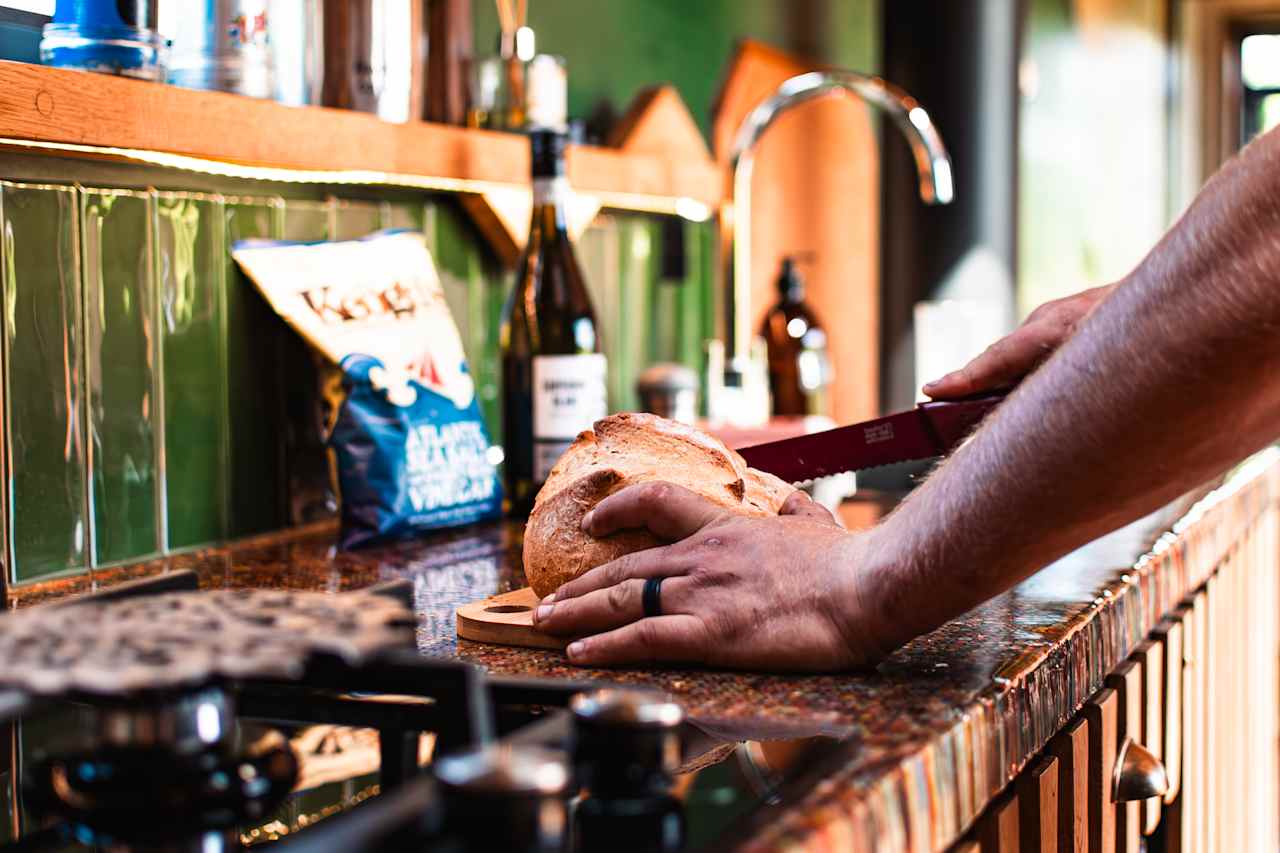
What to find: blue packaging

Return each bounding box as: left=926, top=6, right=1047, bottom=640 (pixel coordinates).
left=231, top=230, right=503, bottom=550
left=332, top=354, right=502, bottom=548
left=41, top=0, right=166, bottom=79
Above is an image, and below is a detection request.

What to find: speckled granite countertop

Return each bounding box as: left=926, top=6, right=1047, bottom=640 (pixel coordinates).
left=8, top=456, right=1278, bottom=851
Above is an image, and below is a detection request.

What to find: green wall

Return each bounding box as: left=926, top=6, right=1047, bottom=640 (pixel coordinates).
left=473, top=0, right=880, bottom=141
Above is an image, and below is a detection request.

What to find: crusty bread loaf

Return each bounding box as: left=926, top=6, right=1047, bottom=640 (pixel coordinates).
left=522, top=413, right=795, bottom=598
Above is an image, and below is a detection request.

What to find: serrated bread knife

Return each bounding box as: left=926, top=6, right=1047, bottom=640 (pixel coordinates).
left=736, top=394, right=1006, bottom=484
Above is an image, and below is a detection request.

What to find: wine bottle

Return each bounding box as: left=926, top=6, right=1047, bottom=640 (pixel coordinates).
left=500, top=130, right=607, bottom=515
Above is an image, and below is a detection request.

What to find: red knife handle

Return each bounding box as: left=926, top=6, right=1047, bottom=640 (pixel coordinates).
left=917, top=393, right=1006, bottom=454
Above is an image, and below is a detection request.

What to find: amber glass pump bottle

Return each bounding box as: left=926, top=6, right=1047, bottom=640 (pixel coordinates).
left=761, top=256, right=831, bottom=417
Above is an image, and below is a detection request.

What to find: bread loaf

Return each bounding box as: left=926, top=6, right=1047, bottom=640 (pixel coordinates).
left=522, top=413, right=795, bottom=598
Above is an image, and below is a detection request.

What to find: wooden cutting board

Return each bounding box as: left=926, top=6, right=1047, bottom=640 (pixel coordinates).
left=455, top=587, right=568, bottom=651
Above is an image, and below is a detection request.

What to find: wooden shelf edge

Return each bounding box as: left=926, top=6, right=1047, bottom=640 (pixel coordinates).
left=0, top=60, right=723, bottom=210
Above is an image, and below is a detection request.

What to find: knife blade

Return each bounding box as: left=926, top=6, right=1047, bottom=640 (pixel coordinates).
left=736, top=393, right=1005, bottom=484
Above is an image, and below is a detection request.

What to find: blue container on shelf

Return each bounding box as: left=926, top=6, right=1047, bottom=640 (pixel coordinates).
left=40, top=0, right=166, bottom=80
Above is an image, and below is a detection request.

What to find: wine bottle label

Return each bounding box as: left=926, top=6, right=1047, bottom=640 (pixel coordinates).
left=534, top=440, right=572, bottom=483
left=532, top=353, right=607, bottom=479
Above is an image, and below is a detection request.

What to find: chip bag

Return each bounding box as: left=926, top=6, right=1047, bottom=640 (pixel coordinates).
left=231, top=230, right=502, bottom=547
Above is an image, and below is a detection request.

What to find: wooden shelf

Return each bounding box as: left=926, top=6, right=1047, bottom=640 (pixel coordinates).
left=0, top=61, right=722, bottom=211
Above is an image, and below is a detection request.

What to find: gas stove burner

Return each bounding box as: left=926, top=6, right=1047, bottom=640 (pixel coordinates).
left=0, top=588, right=414, bottom=697
left=93, top=685, right=235, bottom=754
left=25, top=712, right=298, bottom=841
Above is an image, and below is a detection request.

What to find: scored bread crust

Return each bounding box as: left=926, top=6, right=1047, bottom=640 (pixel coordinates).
left=522, top=413, right=795, bottom=598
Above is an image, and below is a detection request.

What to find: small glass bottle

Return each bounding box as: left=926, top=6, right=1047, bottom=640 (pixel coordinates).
left=761, top=256, right=832, bottom=417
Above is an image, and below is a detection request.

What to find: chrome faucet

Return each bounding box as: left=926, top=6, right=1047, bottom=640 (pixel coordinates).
left=719, top=70, right=954, bottom=404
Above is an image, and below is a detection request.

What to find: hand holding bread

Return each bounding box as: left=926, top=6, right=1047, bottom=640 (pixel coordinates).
left=522, top=414, right=886, bottom=671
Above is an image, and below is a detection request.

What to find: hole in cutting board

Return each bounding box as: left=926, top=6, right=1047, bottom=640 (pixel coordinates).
left=485, top=605, right=532, bottom=613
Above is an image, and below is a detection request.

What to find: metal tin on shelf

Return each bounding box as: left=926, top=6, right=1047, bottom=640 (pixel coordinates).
left=167, top=0, right=275, bottom=99
left=40, top=0, right=166, bottom=80
left=321, top=0, right=425, bottom=122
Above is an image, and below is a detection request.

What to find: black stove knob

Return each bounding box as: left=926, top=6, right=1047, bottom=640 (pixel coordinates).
left=570, top=690, right=686, bottom=853
left=433, top=745, right=570, bottom=853
left=570, top=689, right=684, bottom=796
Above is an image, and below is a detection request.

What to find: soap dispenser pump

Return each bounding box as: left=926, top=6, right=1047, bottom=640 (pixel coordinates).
left=761, top=255, right=832, bottom=417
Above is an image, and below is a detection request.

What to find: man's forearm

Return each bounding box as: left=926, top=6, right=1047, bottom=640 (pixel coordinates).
left=860, top=129, right=1280, bottom=649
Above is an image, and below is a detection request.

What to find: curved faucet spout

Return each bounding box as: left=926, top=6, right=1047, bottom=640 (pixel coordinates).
left=730, top=70, right=954, bottom=205
left=722, top=70, right=954, bottom=378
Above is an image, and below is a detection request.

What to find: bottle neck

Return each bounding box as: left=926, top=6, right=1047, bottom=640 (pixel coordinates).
left=531, top=176, right=569, bottom=231
left=781, top=283, right=805, bottom=305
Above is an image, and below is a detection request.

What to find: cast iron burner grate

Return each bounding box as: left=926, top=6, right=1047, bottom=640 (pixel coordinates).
left=0, top=573, right=687, bottom=851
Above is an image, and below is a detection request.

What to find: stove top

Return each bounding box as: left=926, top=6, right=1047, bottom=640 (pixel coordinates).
left=0, top=572, right=845, bottom=852
left=0, top=586, right=413, bottom=696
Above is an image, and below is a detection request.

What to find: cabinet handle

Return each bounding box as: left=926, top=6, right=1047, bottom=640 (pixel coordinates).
left=1112, top=737, right=1169, bottom=802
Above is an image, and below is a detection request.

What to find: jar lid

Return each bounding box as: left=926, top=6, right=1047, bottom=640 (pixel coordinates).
left=636, top=363, right=698, bottom=394
left=434, top=745, right=571, bottom=797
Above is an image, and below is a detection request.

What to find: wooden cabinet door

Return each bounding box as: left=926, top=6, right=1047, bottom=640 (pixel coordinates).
left=1152, top=607, right=1188, bottom=851
left=1205, top=573, right=1220, bottom=852
left=1085, top=686, right=1118, bottom=853
left=1156, top=613, right=1184, bottom=805
left=1017, top=754, right=1058, bottom=853
left=1105, top=660, right=1142, bottom=853
left=1190, top=588, right=1208, bottom=852
left=1050, top=716, right=1090, bottom=853
left=1129, top=639, right=1164, bottom=836
left=977, top=791, right=1020, bottom=853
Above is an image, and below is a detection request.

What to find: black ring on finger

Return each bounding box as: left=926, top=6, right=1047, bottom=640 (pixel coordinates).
left=642, top=577, right=664, bottom=618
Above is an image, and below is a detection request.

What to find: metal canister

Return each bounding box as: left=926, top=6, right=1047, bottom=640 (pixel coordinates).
left=167, top=0, right=275, bottom=99
left=40, top=0, right=166, bottom=80
left=268, top=0, right=323, bottom=106
left=636, top=364, right=700, bottom=424
left=321, top=0, right=425, bottom=122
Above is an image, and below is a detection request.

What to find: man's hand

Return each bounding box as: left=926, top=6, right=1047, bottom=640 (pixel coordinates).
left=922, top=284, right=1113, bottom=399
left=532, top=484, right=885, bottom=671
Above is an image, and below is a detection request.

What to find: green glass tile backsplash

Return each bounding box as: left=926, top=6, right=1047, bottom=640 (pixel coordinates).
left=0, top=172, right=715, bottom=586
left=223, top=197, right=286, bottom=539
left=384, top=200, right=426, bottom=234
left=1, top=182, right=88, bottom=582
left=330, top=199, right=383, bottom=241
left=81, top=188, right=162, bottom=565
left=278, top=199, right=336, bottom=526
left=155, top=192, right=229, bottom=551
left=281, top=199, right=330, bottom=243
left=428, top=200, right=507, bottom=444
